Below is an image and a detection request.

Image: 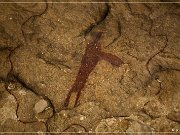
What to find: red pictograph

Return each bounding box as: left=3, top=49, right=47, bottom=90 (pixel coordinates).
left=64, top=32, right=124, bottom=107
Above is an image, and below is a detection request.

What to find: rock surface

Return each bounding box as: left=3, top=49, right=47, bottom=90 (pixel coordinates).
left=0, top=0, right=179, bottom=133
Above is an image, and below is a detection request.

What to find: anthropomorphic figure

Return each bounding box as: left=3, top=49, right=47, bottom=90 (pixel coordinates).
left=64, top=32, right=124, bottom=107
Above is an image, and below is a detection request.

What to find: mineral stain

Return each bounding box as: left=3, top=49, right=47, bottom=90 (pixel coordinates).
left=64, top=32, right=124, bottom=107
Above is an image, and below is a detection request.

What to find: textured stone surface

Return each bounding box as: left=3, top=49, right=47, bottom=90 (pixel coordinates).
left=34, top=99, right=48, bottom=114
left=0, top=0, right=179, bottom=133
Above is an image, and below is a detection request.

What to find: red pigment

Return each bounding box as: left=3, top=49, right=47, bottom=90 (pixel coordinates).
left=64, top=32, right=124, bottom=107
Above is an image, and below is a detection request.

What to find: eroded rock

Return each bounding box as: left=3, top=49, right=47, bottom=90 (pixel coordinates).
left=34, top=99, right=48, bottom=114
left=0, top=1, right=179, bottom=133
left=0, top=84, right=17, bottom=126
left=47, top=102, right=108, bottom=132
left=167, top=111, right=180, bottom=122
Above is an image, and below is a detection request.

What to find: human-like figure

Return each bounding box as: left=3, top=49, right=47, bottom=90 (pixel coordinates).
left=64, top=32, right=124, bottom=107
